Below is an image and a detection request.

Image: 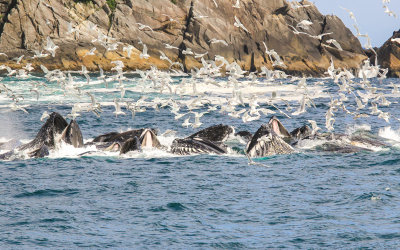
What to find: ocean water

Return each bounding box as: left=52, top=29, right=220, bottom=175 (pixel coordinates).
left=0, top=74, right=400, bottom=248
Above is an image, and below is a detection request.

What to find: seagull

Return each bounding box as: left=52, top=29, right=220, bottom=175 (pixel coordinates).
left=191, top=111, right=205, bottom=128
left=98, top=66, right=108, bottom=87
left=353, top=24, right=368, bottom=38
left=10, top=102, right=28, bottom=114
left=326, top=39, right=343, bottom=51
left=193, top=12, right=209, bottom=19
left=40, top=111, right=50, bottom=122
left=159, top=51, right=173, bottom=64
left=111, top=60, right=125, bottom=72
left=307, top=120, right=321, bottom=135
left=194, top=51, right=208, bottom=59
left=296, top=20, right=313, bottom=30
left=182, top=117, right=191, bottom=128
left=123, top=44, right=135, bottom=58
left=5, top=66, right=17, bottom=76
left=30, top=83, right=40, bottom=101
left=242, top=111, right=261, bottom=123
left=232, top=0, right=240, bottom=8
left=86, top=92, right=100, bottom=111
left=118, top=82, right=126, bottom=98
left=389, top=82, right=399, bottom=94
left=192, top=117, right=203, bottom=128
left=45, top=36, right=59, bottom=57
left=354, top=95, right=366, bottom=110
left=288, top=25, right=309, bottom=36
left=80, top=65, right=90, bottom=84
left=341, top=7, right=358, bottom=23
left=136, top=23, right=153, bottom=32
left=165, top=43, right=179, bottom=50
left=325, top=108, right=335, bottom=131
left=292, top=94, right=307, bottom=116
left=113, top=98, right=126, bottom=117
left=378, top=111, right=390, bottom=123
left=212, top=0, right=218, bottom=8
left=234, top=16, right=249, bottom=33
left=33, top=50, right=49, bottom=59
left=308, top=32, right=332, bottom=40
left=173, top=111, right=188, bottom=120
left=290, top=1, right=311, bottom=10
left=209, top=38, right=229, bottom=46
left=67, top=22, right=79, bottom=36
left=106, top=42, right=120, bottom=51
left=23, top=63, right=34, bottom=71
left=87, top=22, right=97, bottom=32
left=383, top=5, right=397, bottom=18
left=67, top=105, right=81, bottom=120
left=13, top=55, right=24, bottom=64
left=140, top=44, right=150, bottom=59
left=84, top=47, right=96, bottom=57
left=126, top=101, right=138, bottom=120
left=182, top=48, right=194, bottom=55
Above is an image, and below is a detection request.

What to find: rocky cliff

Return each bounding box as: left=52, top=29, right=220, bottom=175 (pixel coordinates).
left=0, top=0, right=367, bottom=75
left=377, top=30, right=400, bottom=77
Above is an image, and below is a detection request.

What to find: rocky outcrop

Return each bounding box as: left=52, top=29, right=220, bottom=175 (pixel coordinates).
left=0, top=0, right=367, bottom=75
left=377, top=30, right=400, bottom=77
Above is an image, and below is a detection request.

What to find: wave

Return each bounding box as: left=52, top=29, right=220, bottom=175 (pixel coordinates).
left=14, top=188, right=79, bottom=198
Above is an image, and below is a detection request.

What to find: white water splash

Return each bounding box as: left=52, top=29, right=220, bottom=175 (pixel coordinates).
left=378, top=126, right=400, bottom=148
left=379, top=126, right=400, bottom=142
left=295, top=138, right=327, bottom=150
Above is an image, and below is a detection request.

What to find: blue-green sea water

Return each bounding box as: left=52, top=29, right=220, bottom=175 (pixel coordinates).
left=0, top=74, right=400, bottom=248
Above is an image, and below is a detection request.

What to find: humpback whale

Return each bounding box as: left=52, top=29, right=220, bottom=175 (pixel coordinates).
left=304, top=132, right=390, bottom=153
left=90, top=128, right=163, bottom=154
left=246, top=117, right=294, bottom=158
left=246, top=116, right=390, bottom=158
left=170, top=124, right=234, bottom=155
left=62, top=120, right=84, bottom=148
left=0, top=112, right=83, bottom=160
left=0, top=111, right=391, bottom=161
left=171, top=137, right=228, bottom=155
left=119, top=137, right=141, bottom=154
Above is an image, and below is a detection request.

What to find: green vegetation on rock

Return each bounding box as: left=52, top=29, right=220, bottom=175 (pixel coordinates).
left=106, top=0, right=117, bottom=11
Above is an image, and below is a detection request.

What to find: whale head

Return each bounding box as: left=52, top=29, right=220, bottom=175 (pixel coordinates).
left=267, top=116, right=291, bottom=139
left=139, top=129, right=161, bottom=149
left=246, top=118, right=294, bottom=158
left=61, top=120, right=84, bottom=148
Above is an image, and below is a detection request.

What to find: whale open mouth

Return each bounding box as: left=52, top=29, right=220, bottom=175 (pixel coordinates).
left=105, top=142, right=121, bottom=151
left=268, top=117, right=290, bottom=138
left=245, top=123, right=294, bottom=158
left=140, top=129, right=161, bottom=148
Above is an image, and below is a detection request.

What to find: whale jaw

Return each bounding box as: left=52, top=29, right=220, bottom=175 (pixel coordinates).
left=140, top=129, right=161, bottom=149
left=120, top=137, right=141, bottom=154
left=246, top=124, right=294, bottom=158
left=171, top=137, right=227, bottom=155
left=61, top=120, right=84, bottom=148
left=268, top=116, right=291, bottom=139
